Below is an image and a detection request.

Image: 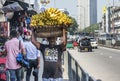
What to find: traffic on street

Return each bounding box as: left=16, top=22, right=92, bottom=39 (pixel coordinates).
left=1, top=0, right=120, bottom=81
left=68, top=46, right=120, bottom=81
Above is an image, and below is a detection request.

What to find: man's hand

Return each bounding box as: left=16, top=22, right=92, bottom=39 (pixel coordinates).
left=37, top=64, right=40, bottom=68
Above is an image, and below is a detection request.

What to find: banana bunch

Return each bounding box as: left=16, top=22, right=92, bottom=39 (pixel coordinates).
left=30, top=8, right=73, bottom=27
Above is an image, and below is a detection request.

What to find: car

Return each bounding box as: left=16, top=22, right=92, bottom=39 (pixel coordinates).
left=66, top=40, right=74, bottom=49
left=78, top=38, right=92, bottom=52
left=89, top=38, right=98, bottom=49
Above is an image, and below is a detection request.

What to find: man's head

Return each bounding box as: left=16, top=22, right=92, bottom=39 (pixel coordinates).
left=24, top=30, right=31, bottom=41
left=18, top=28, right=23, bottom=36
left=47, top=37, right=56, bottom=46
left=10, top=29, right=18, bottom=38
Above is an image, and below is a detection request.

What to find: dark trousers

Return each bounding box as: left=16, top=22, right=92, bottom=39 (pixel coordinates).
left=26, top=59, right=39, bottom=81
left=8, top=67, right=22, bottom=81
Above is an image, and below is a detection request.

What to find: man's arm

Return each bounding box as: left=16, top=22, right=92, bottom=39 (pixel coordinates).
left=37, top=57, right=40, bottom=68
left=31, top=31, right=40, bottom=49
left=62, top=28, right=67, bottom=51
left=37, top=50, right=41, bottom=68
left=21, top=48, right=26, bottom=56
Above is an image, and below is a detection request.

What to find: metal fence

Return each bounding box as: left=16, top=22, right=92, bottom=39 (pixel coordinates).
left=98, top=39, right=120, bottom=49
left=64, top=51, right=97, bottom=81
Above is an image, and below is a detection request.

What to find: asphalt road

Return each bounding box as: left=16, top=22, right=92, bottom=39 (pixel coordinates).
left=68, top=46, right=120, bottom=81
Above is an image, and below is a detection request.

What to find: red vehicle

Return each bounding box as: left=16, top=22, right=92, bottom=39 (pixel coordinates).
left=0, top=56, right=6, bottom=81
left=0, top=37, right=7, bottom=81
left=73, top=41, right=78, bottom=47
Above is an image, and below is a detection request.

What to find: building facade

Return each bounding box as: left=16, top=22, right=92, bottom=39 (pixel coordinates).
left=77, top=0, right=97, bottom=30
left=101, top=6, right=120, bottom=34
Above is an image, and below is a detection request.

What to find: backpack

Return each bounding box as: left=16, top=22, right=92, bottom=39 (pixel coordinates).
left=16, top=41, right=29, bottom=68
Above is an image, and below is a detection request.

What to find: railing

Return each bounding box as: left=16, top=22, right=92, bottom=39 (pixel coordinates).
left=64, top=51, right=97, bottom=81
left=98, top=39, right=120, bottom=49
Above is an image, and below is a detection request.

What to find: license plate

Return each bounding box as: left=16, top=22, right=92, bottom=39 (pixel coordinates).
left=85, top=48, right=88, bottom=51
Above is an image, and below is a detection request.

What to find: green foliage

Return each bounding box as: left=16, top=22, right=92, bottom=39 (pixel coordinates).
left=67, top=17, right=78, bottom=35
left=83, top=23, right=99, bottom=33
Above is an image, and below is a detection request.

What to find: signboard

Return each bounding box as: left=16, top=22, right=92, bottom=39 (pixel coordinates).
left=112, top=39, right=116, bottom=45
left=0, top=22, right=10, bottom=37
left=102, top=6, right=107, bottom=14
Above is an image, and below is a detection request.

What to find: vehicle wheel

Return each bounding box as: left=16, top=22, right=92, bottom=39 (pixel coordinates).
left=88, top=48, right=92, bottom=52
left=90, top=49, right=92, bottom=52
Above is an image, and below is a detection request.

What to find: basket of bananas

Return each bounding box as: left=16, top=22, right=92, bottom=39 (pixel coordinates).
left=33, top=26, right=64, bottom=37
left=30, top=8, right=73, bottom=37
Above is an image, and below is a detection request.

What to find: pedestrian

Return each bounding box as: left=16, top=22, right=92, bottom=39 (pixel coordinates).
left=4, top=29, right=26, bottom=81
left=56, top=37, right=62, bottom=45
left=17, top=28, right=25, bottom=81
left=31, top=28, right=67, bottom=81
left=17, top=27, right=24, bottom=42
left=24, top=30, right=40, bottom=81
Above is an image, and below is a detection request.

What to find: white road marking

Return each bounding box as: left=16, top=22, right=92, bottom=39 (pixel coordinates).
left=100, top=53, right=103, bottom=55
left=109, top=56, right=112, bottom=58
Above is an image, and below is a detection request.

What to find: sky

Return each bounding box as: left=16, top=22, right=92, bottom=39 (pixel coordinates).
left=27, top=0, right=120, bottom=23
left=46, top=0, right=120, bottom=23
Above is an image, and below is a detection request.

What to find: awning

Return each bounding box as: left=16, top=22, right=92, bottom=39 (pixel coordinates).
left=27, top=9, right=37, bottom=15
left=2, top=0, right=29, bottom=12
left=0, top=0, right=6, bottom=8
left=0, top=0, right=6, bottom=13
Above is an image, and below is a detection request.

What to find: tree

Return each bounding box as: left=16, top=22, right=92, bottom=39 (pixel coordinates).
left=67, top=17, right=78, bottom=35
left=82, top=23, right=99, bottom=35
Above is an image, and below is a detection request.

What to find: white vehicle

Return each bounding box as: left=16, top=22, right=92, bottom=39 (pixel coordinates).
left=89, top=38, right=98, bottom=49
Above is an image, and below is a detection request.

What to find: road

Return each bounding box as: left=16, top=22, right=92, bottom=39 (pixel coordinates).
left=68, top=46, right=120, bottom=81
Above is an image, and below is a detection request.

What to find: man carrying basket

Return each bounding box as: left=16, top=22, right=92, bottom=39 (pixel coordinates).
left=31, top=28, right=67, bottom=81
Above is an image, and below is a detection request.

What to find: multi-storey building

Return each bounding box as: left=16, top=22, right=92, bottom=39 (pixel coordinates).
left=111, top=6, right=120, bottom=34
left=101, top=6, right=120, bottom=34
left=77, top=0, right=97, bottom=30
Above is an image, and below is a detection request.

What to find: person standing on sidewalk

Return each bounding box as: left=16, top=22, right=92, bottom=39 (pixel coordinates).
left=31, top=28, right=67, bottom=81
left=4, top=29, right=26, bottom=81
left=17, top=28, right=25, bottom=81
left=24, top=30, right=40, bottom=81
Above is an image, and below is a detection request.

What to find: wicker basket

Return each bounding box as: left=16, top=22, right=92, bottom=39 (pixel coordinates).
left=34, top=26, right=64, bottom=38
